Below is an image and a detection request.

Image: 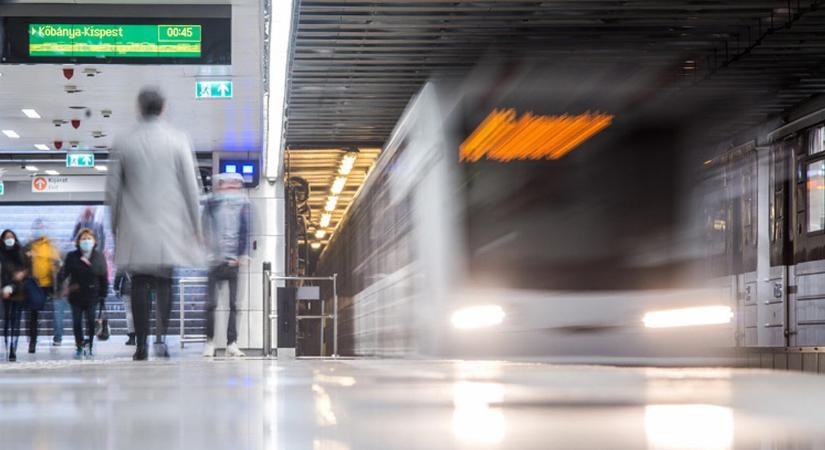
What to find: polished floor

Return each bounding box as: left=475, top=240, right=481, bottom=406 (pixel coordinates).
left=1, top=339, right=825, bottom=449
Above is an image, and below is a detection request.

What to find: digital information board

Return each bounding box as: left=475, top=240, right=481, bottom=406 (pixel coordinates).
left=29, top=24, right=202, bottom=58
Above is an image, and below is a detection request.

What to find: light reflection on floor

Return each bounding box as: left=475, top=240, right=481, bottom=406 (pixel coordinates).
left=0, top=343, right=824, bottom=449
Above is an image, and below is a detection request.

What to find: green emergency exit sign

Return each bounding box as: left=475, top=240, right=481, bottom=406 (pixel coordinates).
left=0, top=181, right=4, bottom=196
left=196, top=81, right=233, bottom=99
left=29, top=24, right=202, bottom=58
left=66, top=153, right=95, bottom=168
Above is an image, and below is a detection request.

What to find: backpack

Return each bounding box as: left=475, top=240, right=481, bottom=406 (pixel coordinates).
left=24, top=276, right=47, bottom=310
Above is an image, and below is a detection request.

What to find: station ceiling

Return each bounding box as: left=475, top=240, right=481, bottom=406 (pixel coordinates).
left=284, top=0, right=825, bottom=149
left=0, top=0, right=259, bottom=178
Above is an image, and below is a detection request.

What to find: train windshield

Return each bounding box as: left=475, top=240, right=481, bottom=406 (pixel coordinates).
left=459, top=121, right=697, bottom=291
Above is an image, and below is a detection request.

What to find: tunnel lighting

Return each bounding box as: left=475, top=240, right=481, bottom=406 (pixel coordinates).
left=642, top=306, right=733, bottom=329
left=22, top=109, right=41, bottom=119
left=34, top=144, right=50, bottom=151
left=338, top=154, right=357, bottom=175
left=24, top=165, right=38, bottom=171
left=324, top=196, right=338, bottom=212
left=645, top=404, right=733, bottom=450
left=330, top=176, right=347, bottom=195
left=460, top=109, right=613, bottom=162
left=2, top=130, right=20, bottom=139
left=94, top=165, right=108, bottom=172
left=310, top=242, right=322, bottom=250
left=320, top=213, right=332, bottom=228
left=315, top=229, right=327, bottom=239
left=451, top=305, right=505, bottom=330
left=45, top=170, right=60, bottom=175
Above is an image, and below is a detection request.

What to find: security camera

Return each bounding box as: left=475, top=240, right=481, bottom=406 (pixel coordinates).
left=101, top=110, right=112, bottom=118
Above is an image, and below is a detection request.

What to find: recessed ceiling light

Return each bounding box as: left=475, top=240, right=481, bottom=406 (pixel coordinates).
left=22, top=109, right=40, bottom=119
left=34, top=144, right=50, bottom=151
left=24, top=165, right=38, bottom=171
left=45, top=170, right=60, bottom=176
left=2, top=130, right=20, bottom=139
left=94, top=165, right=108, bottom=172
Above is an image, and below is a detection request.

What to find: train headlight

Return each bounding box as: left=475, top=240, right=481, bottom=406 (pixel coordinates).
left=642, top=305, right=733, bottom=329
left=451, top=305, right=505, bottom=330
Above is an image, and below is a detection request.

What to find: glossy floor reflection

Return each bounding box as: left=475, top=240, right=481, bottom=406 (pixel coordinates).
left=1, top=341, right=824, bottom=449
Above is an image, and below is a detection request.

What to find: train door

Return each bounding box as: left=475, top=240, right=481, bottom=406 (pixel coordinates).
left=728, top=148, right=758, bottom=346
left=789, top=124, right=825, bottom=346
left=764, top=142, right=792, bottom=347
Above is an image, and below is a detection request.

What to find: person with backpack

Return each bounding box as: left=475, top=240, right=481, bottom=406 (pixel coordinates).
left=24, top=219, right=61, bottom=353
left=1, top=230, right=29, bottom=362
left=59, top=228, right=109, bottom=358
left=202, top=172, right=250, bottom=358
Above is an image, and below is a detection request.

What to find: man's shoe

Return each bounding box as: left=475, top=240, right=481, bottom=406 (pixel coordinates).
left=154, top=342, right=170, bottom=358
left=202, top=340, right=216, bottom=357
left=74, top=347, right=83, bottom=359
left=28, top=340, right=36, bottom=354
left=125, top=333, right=136, bottom=346
left=225, top=342, right=245, bottom=357
left=132, top=345, right=148, bottom=361
left=8, top=347, right=16, bottom=362
left=52, top=338, right=61, bottom=346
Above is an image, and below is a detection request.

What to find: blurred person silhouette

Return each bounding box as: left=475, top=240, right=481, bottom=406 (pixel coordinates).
left=106, top=87, right=203, bottom=361
left=73, top=206, right=106, bottom=253
left=1, top=230, right=29, bottom=362
left=201, top=172, right=250, bottom=358
left=59, top=229, right=108, bottom=358
left=24, top=219, right=60, bottom=352
left=113, top=269, right=135, bottom=345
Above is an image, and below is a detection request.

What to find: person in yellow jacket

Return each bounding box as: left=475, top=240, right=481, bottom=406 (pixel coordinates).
left=24, top=219, right=61, bottom=352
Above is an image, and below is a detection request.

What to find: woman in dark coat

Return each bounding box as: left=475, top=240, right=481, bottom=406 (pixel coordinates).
left=59, top=228, right=108, bottom=358
left=1, top=229, right=29, bottom=361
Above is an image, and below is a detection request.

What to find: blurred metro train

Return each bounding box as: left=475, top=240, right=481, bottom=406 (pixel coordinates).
left=316, top=62, right=740, bottom=361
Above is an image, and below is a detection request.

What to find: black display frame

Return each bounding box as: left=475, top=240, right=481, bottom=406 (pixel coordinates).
left=2, top=16, right=231, bottom=65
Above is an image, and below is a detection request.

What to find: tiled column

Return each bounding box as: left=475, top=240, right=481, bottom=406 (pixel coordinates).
left=244, top=179, right=285, bottom=350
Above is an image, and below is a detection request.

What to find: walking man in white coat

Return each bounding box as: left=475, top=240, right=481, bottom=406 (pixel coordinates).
left=106, top=87, right=204, bottom=361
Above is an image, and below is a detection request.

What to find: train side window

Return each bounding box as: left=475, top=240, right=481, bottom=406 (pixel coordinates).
left=807, top=159, right=825, bottom=232
left=809, top=125, right=825, bottom=155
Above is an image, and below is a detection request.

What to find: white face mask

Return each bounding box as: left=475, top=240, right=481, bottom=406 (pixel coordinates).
left=79, top=239, right=95, bottom=253
left=4, top=238, right=15, bottom=248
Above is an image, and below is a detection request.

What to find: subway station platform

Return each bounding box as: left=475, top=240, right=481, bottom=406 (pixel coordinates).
left=1, top=339, right=824, bottom=449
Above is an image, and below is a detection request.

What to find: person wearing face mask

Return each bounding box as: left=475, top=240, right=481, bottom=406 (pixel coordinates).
left=1, top=230, right=29, bottom=362
left=24, top=219, right=61, bottom=352
left=58, top=229, right=109, bottom=358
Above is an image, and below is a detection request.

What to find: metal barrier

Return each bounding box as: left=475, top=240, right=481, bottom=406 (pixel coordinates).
left=178, top=276, right=209, bottom=348
left=262, top=263, right=339, bottom=358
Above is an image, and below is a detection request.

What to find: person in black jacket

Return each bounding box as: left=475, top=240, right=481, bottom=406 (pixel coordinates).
left=59, top=228, right=109, bottom=358
left=1, top=229, right=29, bottom=362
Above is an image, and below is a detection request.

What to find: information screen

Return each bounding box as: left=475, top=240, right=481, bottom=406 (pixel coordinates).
left=29, top=24, right=203, bottom=58
left=2, top=16, right=230, bottom=65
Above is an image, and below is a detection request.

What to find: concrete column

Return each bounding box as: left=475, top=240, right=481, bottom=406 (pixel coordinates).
left=246, top=179, right=285, bottom=350
left=211, top=153, right=284, bottom=351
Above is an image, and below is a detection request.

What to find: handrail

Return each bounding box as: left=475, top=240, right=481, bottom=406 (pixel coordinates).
left=178, top=276, right=209, bottom=348
left=261, top=265, right=339, bottom=358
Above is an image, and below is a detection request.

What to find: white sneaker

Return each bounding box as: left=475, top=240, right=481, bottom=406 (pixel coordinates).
left=202, top=340, right=216, bottom=357
left=225, top=342, right=245, bottom=357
